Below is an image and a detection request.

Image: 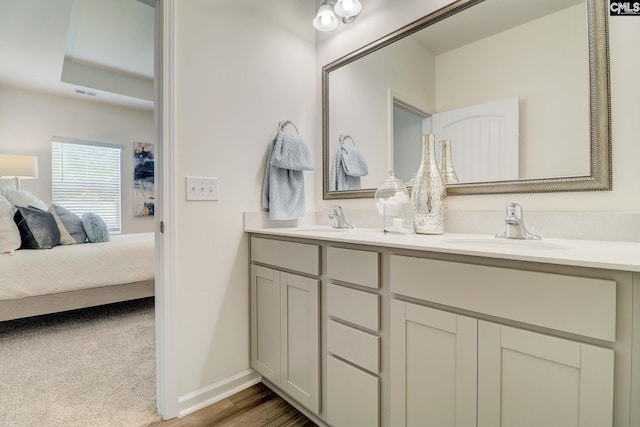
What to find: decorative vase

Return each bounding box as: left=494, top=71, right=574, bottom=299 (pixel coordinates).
left=411, top=134, right=446, bottom=234
left=439, top=139, right=459, bottom=184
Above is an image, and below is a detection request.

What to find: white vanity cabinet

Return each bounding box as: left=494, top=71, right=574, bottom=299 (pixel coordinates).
left=390, top=255, right=616, bottom=427
left=250, top=237, right=321, bottom=415
left=247, top=227, right=639, bottom=427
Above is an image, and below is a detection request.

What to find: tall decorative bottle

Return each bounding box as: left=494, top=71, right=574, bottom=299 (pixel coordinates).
left=439, top=139, right=459, bottom=184
left=411, top=134, right=446, bottom=234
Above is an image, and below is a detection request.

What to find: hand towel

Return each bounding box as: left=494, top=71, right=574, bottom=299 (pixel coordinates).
left=330, top=144, right=369, bottom=191
left=261, top=131, right=313, bottom=220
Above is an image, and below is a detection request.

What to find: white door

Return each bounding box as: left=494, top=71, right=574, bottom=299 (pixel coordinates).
left=390, top=300, right=478, bottom=427
left=280, top=273, right=320, bottom=414
left=432, top=96, right=519, bottom=183
left=478, top=321, right=614, bottom=427
left=250, top=265, right=281, bottom=385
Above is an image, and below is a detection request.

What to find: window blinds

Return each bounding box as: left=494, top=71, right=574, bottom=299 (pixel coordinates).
left=52, top=141, right=122, bottom=233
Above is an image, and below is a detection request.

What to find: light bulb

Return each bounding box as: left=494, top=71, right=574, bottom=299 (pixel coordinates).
left=343, top=0, right=354, bottom=12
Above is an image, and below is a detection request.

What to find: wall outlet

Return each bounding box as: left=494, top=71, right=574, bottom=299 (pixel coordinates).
left=186, top=176, right=219, bottom=201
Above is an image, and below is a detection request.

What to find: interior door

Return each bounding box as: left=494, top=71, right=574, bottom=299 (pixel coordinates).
left=432, top=96, right=519, bottom=183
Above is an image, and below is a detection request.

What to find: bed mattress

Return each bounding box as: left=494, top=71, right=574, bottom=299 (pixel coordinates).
left=0, top=232, right=154, bottom=300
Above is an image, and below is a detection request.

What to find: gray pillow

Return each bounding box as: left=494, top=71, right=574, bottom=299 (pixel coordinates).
left=50, top=204, right=87, bottom=244
left=14, top=206, right=60, bottom=249
left=81, top=212, right=110, bottom=243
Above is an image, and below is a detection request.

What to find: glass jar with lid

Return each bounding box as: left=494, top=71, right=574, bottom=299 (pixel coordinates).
left=374, top=171, right=411, bottom=233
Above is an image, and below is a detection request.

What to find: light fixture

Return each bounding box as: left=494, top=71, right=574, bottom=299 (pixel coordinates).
left=334, top=0, right=362, bottom=20
left=313, top=3, right=339, bottom=31
left=313, top=0, right=362, bottom=31
left=0, top=154, right=39, bottom=190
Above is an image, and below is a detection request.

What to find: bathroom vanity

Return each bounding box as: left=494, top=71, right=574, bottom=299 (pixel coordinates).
left=246, top=224, right=640, bottom=427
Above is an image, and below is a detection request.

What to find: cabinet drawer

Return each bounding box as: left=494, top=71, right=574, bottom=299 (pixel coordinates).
left=251, top=237, right=319, bottom=276
left=390, top=255, right=616, bottom=341
left=328, top=320, right=380, bottom=374
left=327, top=247, right=379, bottom=289
left=327, top=355, right=379, bottom=427
left=327, top=283, right=379, bottom=331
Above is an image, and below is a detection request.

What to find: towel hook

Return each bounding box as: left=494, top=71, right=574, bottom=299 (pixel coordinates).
left=278, top=120, right=299, bottom=135
left=339, top=134, right=355, bottom=146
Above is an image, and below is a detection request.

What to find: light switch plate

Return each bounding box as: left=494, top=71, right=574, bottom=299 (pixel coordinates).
left=186, top=176, right=219, bottom=201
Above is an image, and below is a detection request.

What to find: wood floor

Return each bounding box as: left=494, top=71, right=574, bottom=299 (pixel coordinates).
left=150, top=382, right=318, bottom=427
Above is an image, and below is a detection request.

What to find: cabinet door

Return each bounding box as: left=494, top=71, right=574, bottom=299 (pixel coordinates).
left=250, top=265, right=281, bottom=385
left=478, top=321, right=614, bottom=427
left=280, top=273, right=320, bottom=414
left=391, top=300, right=478, bottom=427
left=327, top=354, right=379, bottom=427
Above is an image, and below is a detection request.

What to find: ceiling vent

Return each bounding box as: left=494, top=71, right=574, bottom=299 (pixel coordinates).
left=75, top=89, right=97, bottom=97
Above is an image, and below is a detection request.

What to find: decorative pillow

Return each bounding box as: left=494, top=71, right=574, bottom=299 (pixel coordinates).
left=0, top=195, right=21, bottom=253
left=14, top=206, right=60, bottom=249
left=81, top=212, right=110, bottom=243
left=48, top=205, right=76, bottom=245
left=49, top=204, right=87, bottom=244
left=1, top=187, right=48, bottom=213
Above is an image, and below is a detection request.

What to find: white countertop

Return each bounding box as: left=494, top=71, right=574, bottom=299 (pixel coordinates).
left=245, top=225, right=640, bottom=272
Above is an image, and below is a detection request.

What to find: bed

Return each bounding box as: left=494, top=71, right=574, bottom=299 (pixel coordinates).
left=0, top=232, right=155, bottom=321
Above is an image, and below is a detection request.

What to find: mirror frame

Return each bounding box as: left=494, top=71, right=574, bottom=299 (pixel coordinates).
left=322, top=0, right=611, bottom=199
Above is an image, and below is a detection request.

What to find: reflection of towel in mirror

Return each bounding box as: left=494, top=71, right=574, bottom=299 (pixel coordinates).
left=330, top=144, right=369, bottom=191
left=261, top=131, right=313, bottom=220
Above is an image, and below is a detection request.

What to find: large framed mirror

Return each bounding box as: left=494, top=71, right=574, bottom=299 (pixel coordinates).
left=322, top=0, right=610, bottom=198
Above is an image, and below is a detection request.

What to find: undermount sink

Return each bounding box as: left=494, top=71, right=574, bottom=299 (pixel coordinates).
left=293, top=226, right=350, bottom=233
left=441, top=237, right=569, bottom=251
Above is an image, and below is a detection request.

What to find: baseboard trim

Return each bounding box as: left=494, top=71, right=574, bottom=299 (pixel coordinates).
left=177, top=369, right=261, bottom=417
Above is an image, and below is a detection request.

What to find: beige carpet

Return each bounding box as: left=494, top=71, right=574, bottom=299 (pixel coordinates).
left=0, top=298, right=161, bottom=427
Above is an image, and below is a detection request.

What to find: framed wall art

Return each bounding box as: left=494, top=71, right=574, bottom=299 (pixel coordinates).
left=133, top=142, right=154, bottom=216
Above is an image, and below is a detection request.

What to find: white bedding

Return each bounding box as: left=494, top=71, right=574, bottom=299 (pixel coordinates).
left=0, top=232, right=154, bottom=300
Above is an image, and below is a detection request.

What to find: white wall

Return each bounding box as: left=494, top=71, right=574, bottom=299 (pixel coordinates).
left=315, top=0, right=640, bottom=215
left=0, top=85, right=154, bottom=234
left=173, top=0, right=316, bottom=398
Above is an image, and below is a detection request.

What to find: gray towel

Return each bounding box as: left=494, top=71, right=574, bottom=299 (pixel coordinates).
left=261, top=131, right=313, bottom=220
left=330, top=144, right=369, bottom=191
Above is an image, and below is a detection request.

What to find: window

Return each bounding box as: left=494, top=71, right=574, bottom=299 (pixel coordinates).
left=52, top=140, right=122, bottom=233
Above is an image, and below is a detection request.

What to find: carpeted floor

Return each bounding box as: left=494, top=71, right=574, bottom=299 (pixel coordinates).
left=0, top=297, right=161, bottom=427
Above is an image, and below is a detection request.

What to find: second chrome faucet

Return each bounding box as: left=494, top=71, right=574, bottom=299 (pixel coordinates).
left=495, top=203, right=541, bottom=240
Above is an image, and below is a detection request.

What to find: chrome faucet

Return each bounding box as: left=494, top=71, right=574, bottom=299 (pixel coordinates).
left=328, top=205, right=353, bottom=229
left=495, top=203, right=540, bottom=240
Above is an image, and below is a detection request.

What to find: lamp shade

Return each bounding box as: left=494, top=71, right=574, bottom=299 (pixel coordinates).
left=313, top=4, right=339, bottom=31
left=334, top=0, right=362, bottom=18
left=0, top=154, right=39, bottom=179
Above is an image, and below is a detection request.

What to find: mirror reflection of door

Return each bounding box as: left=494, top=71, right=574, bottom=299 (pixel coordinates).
left=392, top=102, right=430, bottom=183
left=392, top=96, right=520, bottom=184
left=431, top=96, right=519, bottom=183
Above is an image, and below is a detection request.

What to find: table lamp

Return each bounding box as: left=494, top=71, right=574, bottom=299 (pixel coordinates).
left=0, top=154, right=39, bottom=190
